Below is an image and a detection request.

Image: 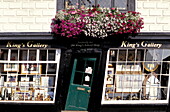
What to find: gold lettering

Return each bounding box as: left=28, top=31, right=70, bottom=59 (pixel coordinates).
left=121, top=41, right=127, bottom=47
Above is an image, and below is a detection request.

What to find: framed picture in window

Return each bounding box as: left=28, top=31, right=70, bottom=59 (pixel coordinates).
left=21, top=76, right=30, bottom=82
left=19, top=81, right=35, bottom=91
left=106, top=68, right=114, bottom=84
left=14, top=90, right=32, bottom=100
left=115, top=74, right=144, bottom=92
left=4, top=63, right=18, bottom=72
left=1, top=87, right=12, bottom=100
left=34, top=89, right=45, bottom=101
left=7, top=74, right=17, bottom=82
left=4, top=82, right=17, bottom=87
left=41, top=76, right=50, bottom=87
left=21, top=64, right=42, bottom=74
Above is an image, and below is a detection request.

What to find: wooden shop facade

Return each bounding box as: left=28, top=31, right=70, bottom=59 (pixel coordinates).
left=0, top=32, right=169, bottom=112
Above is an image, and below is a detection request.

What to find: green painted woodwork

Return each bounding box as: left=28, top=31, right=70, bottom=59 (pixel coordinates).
left=65, top=58, right=96, bottom=111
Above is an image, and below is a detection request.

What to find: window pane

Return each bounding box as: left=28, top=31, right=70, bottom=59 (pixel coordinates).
left=114, top=0, right=127, bottom=10
left=98, top=0, right=112, bottom=8
left=48, top=50, right=55, bottom=61
left=11, top=50, right=18, bottom=61
left=1, top=49, right=8, bottom=60
left=29, top=50, right=36, bottom=61
left=127, top=50, right=135, bottom=61
left=47, top=63, right=57, bottom=73
left=20, top=50, right=27, bottom=61
left=40, top=50, right=47, bottom=61
left=80, top=0, right=95, bottom=7
left=118, top=50, right=126, bottom=61
left=76, top=59, right=85, bottom=72
left=73, top=72, right=84, bottom=85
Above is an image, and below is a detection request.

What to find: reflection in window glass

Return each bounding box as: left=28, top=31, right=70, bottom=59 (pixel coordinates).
left=102, top=48, right=170, bottom=104
left=48, top=50, right=55, bottom=61
left=0, top=49, right=8, bottom=60
left=114, top=0, right=127, bottom=10
left=40, top=50, right=47, bottom=61
left=98, top=0, right=111, bottom=8
left=20, top=50, right=27, bottom=61
left=11, top=50, right=18, bottom=61
left=29, top=50, right=36, bottom=61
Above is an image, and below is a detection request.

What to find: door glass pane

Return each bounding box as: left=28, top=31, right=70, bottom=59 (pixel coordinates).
left=73, top=72, right=83, bottom=85
left=76, top=59, right=85, bottom=72
left=115, top=0, right=127, bottom=10
left=86, top=60, right=95, bottom=70
left=83, top=73, right=92, bottom=87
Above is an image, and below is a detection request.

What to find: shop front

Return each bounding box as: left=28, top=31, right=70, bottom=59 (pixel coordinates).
left=0, top=33, right=63, bottom=112
left=100, top=34, right=170, bottom=112
left=0, top=33, right=170, bottom=112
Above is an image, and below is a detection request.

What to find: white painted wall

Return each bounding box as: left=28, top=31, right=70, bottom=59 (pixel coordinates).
left=0, top=0, right=56, bottom=32
left=137, top=0, right=170, bottom=32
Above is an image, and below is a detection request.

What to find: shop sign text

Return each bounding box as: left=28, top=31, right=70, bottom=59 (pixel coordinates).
left=6, top=41, right=48, bottom=48
left=121, top=41, right=162, bottom=48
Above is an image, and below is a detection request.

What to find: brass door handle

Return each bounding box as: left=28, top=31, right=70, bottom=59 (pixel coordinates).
left=87, top=90, right=91, bottom=93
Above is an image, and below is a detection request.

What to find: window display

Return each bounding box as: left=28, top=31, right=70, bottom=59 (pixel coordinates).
left=102, top=49, right=170, bottom=104
left=0, top=49, right=61, bottom=103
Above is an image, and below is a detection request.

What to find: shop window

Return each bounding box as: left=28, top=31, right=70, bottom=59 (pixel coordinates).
left=0, top=48, right=61, bottom=103
left=65, top=0, right=135, bottom=11
left=102, top=49, right=170, bottom=104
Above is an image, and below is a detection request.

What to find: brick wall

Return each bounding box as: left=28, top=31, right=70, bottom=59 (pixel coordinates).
left=137, top=0, right=170, bottom=32
left=0, top=0, right=170, bottom=33
left=0, top=0, right=56, bottom=32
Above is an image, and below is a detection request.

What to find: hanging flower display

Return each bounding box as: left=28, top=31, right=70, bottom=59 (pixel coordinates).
left=51, top=5, right=144, bottom=38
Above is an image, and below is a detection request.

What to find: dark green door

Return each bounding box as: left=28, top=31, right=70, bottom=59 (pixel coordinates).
left=65, top=58, right=97, bottom=111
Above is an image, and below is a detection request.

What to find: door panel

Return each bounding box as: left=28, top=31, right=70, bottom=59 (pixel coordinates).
left=65, top=58, right=97, bottom=111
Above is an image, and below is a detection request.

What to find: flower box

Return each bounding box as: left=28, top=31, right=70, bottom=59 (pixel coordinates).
left=51, top=6, right=144, bottom=39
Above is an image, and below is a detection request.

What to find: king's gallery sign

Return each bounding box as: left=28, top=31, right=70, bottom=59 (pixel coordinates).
left=121, top=41, right=162, bottom=48
left=6, top=41, right=48, bottom=48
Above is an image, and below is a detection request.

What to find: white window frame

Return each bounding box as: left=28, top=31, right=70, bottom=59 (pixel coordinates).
left=101, top=48, right=170, bottom=104
left=0, top=48, right=61, bottom=103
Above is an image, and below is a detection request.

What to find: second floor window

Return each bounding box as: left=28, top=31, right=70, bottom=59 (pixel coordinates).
left=65, top=0, right=135, bottom=11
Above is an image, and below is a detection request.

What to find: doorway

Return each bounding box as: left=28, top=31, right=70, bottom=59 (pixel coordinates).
left=65, top=57, right=97, bottom=111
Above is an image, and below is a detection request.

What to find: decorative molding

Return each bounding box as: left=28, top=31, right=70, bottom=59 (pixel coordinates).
left=1, top=32, right=170, bottom=40
left=0, top=32, right=53, bottom=40
left=131, top=32, right=170, bottom=40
